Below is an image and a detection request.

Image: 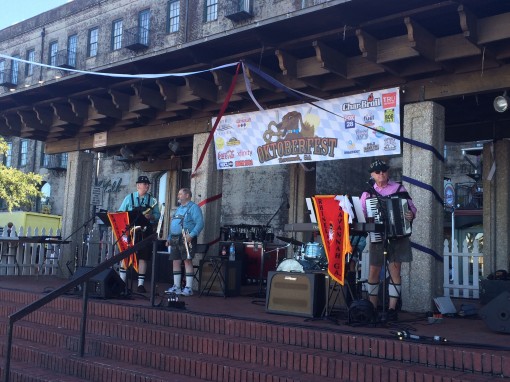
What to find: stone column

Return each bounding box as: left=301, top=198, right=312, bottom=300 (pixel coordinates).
left=402, top=101, right=445, bottom=312
left=191, top=133, right=223, bottom=255
left=60, top=151, right=95, bottom=277
left=483, top=140, right=510, bottom=276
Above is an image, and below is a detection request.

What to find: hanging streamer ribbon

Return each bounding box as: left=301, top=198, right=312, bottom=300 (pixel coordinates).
left=402, top=175, right=444, bottom=206
left=243, top=61, right=444, bottom=162
left=191, top=62, right=241, bottom=178
left=0, top=53, right=238, bottom=80
left=197, top=193, right=222, bottom=208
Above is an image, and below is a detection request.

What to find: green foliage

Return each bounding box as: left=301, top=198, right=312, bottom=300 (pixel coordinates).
left=0, top=138, right=42, bottom=211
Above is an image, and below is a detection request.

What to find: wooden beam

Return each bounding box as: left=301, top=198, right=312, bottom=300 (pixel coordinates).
left=436, top=34, right=480, bottom=61
left=478, top=12, right=510, bottom=44
left=51, top=102, right=82, bottom=125
left=33, top=106, right=54, bottom=127
left=185, top=76, right=218, bottom=103
left=45, top=117, right=211, bottom=154
left=401, top=64, right=510, bottom=102
left=458, top=5, right=478, bottom=44
left=88, top=95, right=122, bottom=119
left=131, top=84, right=166, bottom=110
left=4, top=114, right=22, bottom=134
left=275, top=49, right=298, bottom=77
left=108, top=89, right=130, bottom=112
left=405, top=17, right=436, bottom=62
left=313, top=40, right=347, bottom=78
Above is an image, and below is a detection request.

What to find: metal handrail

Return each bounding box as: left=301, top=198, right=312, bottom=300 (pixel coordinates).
left=2, top=233, right=157, bottom=382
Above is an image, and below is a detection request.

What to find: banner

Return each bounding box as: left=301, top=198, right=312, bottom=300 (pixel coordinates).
left=312, top=196, right=352, bottom=285
left=108, top=212, right=138, bottom=273
left=213, top=87, right=400, bottom=169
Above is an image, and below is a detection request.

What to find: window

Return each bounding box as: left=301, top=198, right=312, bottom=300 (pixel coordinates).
left=49, top=41, right=58, bottom=66
left=11, top=55, right=19, bottom=85
left=67, top=34, right=77, bottom=67
left=205, top=0, right=218, bottom=22
left=112, top=19, right=123, bottom=50
left=4, top=142, right=12, bottom=167
left=139, top=9, right=150, bottom=45
left=88, top=27, right=99, bottom=57
left=168, top=1, right=180, bottom=33
left=25, top=49, right=35, bottom=76
left=0, top=60, right=4, bottom=83
left=20, top=140, right=28, bottom=166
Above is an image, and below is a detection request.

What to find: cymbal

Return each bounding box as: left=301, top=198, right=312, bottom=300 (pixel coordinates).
left=276, top=236, right=304, bottom=246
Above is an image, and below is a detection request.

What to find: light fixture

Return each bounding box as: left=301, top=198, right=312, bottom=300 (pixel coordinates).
left=120, top=145, right=134, bottom=159
left=494, top=91, right=509, bottom=113
left=168, top=139, right=179, bottom=154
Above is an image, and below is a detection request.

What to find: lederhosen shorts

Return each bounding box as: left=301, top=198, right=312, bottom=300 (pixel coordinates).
left=169, top=234, right=197, bottom=260
left=368, top=236, right=412, bottom=267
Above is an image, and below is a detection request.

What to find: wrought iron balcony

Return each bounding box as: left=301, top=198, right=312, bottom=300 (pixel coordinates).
left=55, top=49, right=77, bottom=69
left=42, top=153, right=68, bottom=170
left=225, top=0, right=254, bottom=22
left=124, top=26, right=150, bottom=51
left=0, top=68, right=18, bottom=88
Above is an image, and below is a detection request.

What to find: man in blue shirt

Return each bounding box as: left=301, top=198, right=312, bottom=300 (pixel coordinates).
left=119, top=175, right=161, bottom=293
left=165, top=188, right=204, bottom=296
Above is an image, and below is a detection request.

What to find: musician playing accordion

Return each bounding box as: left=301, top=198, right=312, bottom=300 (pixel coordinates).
left=360, top=159, right=417, bottom=322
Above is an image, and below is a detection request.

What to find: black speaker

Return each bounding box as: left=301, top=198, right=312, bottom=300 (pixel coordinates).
left=266, top=271, right=326, bottom=318
left=72, top=267, right=125, bottom=299
left=480, top=291, right=510, bottom=333
left=199, top=259, right=242, bottom=297
left=480, top=279, right=510, bottom=305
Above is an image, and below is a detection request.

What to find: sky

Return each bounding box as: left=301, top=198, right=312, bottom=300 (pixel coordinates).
left=0, top=0, right=71, bottom=30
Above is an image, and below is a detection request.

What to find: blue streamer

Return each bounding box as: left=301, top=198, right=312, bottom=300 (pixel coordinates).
left=402, top=175, right=444, bottom=206
left=411, top=241, right=443, bottom=262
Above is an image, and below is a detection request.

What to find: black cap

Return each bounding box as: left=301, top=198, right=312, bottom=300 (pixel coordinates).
left=368, top=159, right=389, bottom=173
left=136, top=175, right=151, bottom=184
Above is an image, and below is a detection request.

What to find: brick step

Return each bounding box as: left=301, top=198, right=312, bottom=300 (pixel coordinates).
left=1, top=290, right=508, bottom=379
left=0, top=356, right=91, bottom=382
left=1, top=297, right=508, bottom=379
left=0, top=319, right=496, bottom=382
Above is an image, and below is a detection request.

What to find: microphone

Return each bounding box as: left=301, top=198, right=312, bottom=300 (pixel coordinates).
left=367, top=178, right=375, bottom=187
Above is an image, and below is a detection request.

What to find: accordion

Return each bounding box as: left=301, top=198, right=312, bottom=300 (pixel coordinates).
left=366, top=196, right=412, bottom=243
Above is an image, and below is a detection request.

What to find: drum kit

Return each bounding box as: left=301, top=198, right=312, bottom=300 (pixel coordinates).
left=275, top=236, right=327, bottom=273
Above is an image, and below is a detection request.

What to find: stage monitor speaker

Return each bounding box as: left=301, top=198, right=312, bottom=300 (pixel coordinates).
left=72, top=267, right=125, bottom=299
left=266, top=271, right=326, bottom=318
left=480, top=291, right=510, bottom=333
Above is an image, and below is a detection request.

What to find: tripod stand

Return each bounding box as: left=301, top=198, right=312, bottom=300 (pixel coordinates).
left=366, top=188, right=403, bottom=323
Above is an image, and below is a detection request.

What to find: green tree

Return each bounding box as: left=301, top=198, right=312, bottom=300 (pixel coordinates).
left=0, top=139, right=42, bottom=210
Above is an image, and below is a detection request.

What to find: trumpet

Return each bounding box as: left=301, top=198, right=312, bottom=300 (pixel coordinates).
left=182, top=228, right=192, bottom=260
left=143, top=201, right=158, bottom=216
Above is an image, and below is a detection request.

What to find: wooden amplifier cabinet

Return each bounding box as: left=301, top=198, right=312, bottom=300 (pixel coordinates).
left=266, top=271, right=326, bottom=318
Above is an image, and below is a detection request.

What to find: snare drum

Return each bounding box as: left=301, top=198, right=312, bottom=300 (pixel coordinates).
left=304, top=242, right=326, bottom=261
left=276, top=258, right=313, bottom=273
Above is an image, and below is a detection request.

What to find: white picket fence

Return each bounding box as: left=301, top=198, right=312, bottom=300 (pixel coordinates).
left=1, top=223, right=484, bottom=300
left=0, top=224, right=117, bottom=276
left=357, top=238, right=482, bottom=299
left=443, top=238, right=483, bottom=299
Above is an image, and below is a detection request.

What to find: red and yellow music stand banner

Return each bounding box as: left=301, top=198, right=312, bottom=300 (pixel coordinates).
left=108, top=212, right=138, bottom=273
left=312, top=195, right=352, bottom=285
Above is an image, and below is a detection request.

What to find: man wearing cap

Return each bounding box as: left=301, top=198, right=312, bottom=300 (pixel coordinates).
left=360, top=159, right=417, bottom=321
left=118, top=175, right=161, bottom=293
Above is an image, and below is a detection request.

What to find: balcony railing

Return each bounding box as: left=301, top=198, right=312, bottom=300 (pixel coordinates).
left=42, top=153, right=68, bottom=170
left=0, top=68, right=18, bottom=88
left=225, top=0, right=254, bottom=22
left=124, top=26, right=150, bottom=51
left=55, top=49, right=77, bottom=69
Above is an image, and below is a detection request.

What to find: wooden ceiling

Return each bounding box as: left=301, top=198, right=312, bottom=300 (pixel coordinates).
left=1, top=0, right=510, bottom=159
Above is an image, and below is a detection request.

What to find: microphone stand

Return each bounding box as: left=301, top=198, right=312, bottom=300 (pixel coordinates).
left=366, top=181, right=392, bottom=323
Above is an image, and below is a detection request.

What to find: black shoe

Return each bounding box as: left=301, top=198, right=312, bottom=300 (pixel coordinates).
left=387, top=308, right=398, bottom=321
left=137, top=285, right=147, bottom=293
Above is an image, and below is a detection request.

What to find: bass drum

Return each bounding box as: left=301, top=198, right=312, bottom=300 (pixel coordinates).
left=276, top=258, right=314, bottom=273
left=304, top=242, right=326, bottom=261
